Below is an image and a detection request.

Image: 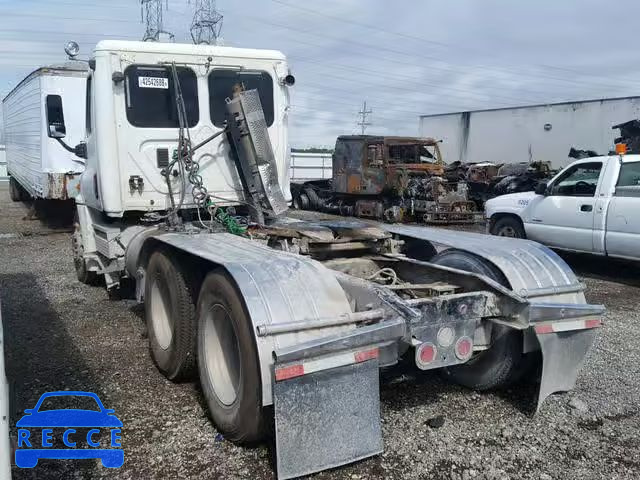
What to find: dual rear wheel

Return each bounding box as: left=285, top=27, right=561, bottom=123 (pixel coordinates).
left=144, top=249, right=264, bottom=443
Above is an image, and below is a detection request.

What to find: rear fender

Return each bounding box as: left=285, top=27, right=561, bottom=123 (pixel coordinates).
left=127, top=231, right=355, bottom=406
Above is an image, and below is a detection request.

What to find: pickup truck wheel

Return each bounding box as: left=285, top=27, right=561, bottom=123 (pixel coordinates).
left=9, top=177, right=21, bottom=202
left=197, top=270, right=265, bottom=444
left=490, top=216, right=525, bottom=238
left=145, top=248, right=197, bottom=381
left=431, top=249, right=526, bottom=390
left=71, top=212, right=101, bottom=286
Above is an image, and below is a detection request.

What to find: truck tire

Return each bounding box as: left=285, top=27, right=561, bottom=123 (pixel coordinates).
left=490, top=216, right=525, bottom=238
left=402, top=237, right=438, bottom=262
left=71, top=212, right=101, bottom=286
left=431, top=249, right=526, bottom=390
left=9, top=177, right=21, bottom=202
left=145, top=248, right=197, bottom=381
left=197, top=270, right=265, bottom=444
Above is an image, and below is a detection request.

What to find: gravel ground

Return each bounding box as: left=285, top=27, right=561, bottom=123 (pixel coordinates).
left=1, top=184, right=639, bottom=479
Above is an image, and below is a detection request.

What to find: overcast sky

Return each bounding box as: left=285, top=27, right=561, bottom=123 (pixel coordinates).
left=1, top=0, right=640, bottom=148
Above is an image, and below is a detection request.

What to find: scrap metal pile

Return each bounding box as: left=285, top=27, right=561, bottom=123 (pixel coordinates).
left=292, top=135, right=559, bottom=224
left=446, top=160, right=556, bottom=208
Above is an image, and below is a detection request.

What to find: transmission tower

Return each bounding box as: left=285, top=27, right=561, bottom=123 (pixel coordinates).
left=189, top=0, right=224, bottom=45
left=140, top=0, right=174, bottom=42
left=357, top=101, right=372, bottom=135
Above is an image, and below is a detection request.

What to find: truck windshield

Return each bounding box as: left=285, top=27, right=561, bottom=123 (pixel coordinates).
left=124, top=66, right=199, bottom=128
left=209, top=70, right=274, bottom=128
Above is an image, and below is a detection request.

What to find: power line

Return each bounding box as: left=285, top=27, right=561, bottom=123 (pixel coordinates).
left=226, top=10, right=636, bottom=96
left=357, top=101, right=372, bottom=135
left=271, top=0, right=640, bottom=90
left=0, top=12, right=139, bottom=23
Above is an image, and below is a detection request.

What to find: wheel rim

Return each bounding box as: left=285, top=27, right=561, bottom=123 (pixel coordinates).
left=203, top=303, right=241, bottom=406
left=498, top=226, right=517, bottom=237
left=150, top=277, right=173, bottom=350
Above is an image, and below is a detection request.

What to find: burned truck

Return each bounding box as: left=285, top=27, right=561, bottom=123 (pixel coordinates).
left=292, top=135, right=482, bottom=224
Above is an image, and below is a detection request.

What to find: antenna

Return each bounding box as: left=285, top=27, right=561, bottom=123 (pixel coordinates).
left=189, top=0, right=224, bottom=45
left=140, top=0, right=174, bottom=42
left=357, top=100, right=372, bottom=135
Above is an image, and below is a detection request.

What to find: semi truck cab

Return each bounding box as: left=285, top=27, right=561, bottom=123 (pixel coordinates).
left=72, top=40, right=293, bottom=216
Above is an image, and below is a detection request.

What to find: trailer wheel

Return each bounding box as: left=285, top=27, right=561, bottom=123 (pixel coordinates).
left=145, top=248, right=197, bottom=381
left=490, top=216, right=525, bottom=238
left=71, top=212, right=101, bottom=286
left=9, top=177, right=21, bottom=202
left=197, top=270, right=264, bottom=444
left=431, top=249, right=526, bottom=390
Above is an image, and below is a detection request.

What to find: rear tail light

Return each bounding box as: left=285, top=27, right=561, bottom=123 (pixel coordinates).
left=417, top=342, right=437, bottom=368
left=455, top=336, right=473, bottom=361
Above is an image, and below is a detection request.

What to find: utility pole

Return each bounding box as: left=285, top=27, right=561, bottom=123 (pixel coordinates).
left=140, top=0, right=174, bottom=41
left=357, top=101, right=372, bottom=135
left=189, top=0, right=224, bottom=45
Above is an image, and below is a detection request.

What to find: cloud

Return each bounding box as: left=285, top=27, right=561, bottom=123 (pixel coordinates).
left=2, top=0, right=639, bottom=148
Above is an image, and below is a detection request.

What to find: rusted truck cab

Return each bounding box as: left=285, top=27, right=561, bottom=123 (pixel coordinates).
left=332, top=135, right=444, bottom=196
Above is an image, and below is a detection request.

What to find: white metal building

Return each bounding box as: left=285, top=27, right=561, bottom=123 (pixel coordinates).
left=419, top=96, right=640, bottom=168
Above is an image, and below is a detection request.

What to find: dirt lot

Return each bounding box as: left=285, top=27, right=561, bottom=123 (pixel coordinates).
left=1, top=184, right=639, bottom=480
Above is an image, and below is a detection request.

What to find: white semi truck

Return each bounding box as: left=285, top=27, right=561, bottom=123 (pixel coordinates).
left=64, top=40, right=603, bottom=479
left=2, top=63, right=88, bottom=202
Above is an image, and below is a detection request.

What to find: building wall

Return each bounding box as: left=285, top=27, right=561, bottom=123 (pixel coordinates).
left=419, top=97, right=640, bottom=168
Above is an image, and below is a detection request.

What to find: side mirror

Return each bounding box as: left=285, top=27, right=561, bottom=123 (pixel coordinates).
left=534, top=182, right=548, bottom=195
left=46, top=95, right=67, bottom=139
left=104, top=408, right=116, bottom=414
left=23, top=408, right=34, bottom=415
left=48, top=123, right=66, bottom=139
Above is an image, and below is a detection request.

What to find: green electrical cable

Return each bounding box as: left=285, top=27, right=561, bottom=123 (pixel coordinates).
left=207, top=199, right=248, bottom=236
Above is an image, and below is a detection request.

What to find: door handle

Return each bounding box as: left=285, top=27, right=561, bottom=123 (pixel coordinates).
left=580, top=204, right=593, bottom=212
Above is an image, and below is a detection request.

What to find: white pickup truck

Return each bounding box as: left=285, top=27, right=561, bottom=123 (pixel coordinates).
left=485, top=154, right=640, bottom=260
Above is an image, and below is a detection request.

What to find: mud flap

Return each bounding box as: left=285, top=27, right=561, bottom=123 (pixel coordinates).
left=536, top=328, right=598, bottom=411
left=273, top=359, right=383, bottom=479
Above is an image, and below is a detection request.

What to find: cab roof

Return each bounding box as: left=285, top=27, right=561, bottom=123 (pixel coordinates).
left=94, top=40, right=286, bottom=61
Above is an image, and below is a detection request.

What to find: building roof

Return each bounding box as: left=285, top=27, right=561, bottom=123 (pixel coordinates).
left=94, top=40, right=286, bottom=61
left=419, top=95, right=640, bottom=118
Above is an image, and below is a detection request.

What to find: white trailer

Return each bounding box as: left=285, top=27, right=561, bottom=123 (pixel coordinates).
left=419, top=96, right=640, bottom=168
left=62, top=40, right=603, bottom=479
left=2, top=64, right=87, bottom=201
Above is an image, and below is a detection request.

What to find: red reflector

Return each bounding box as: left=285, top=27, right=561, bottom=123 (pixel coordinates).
left=585, top=319, right=602, bottom=329
left=418, top=343, right=437, bottom=364
left=355, top=348, right=379, bottom=363
left=535, top=324, right=554, bottom=334
left=455, top=337, right=473, bottom=360
left=275, top=364, right=304, bottom=382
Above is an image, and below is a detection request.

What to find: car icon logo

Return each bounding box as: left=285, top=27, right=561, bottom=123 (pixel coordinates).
left=15, top=391, right=123, bottom=468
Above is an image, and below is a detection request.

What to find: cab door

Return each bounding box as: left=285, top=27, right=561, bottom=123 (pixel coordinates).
left=605, top=160, right=640, bottom=259
left=525, top=161, right=603, bottom=252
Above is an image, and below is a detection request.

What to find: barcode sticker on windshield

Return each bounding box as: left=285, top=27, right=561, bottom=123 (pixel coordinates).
left=138, top=76, right=169, bottom=89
